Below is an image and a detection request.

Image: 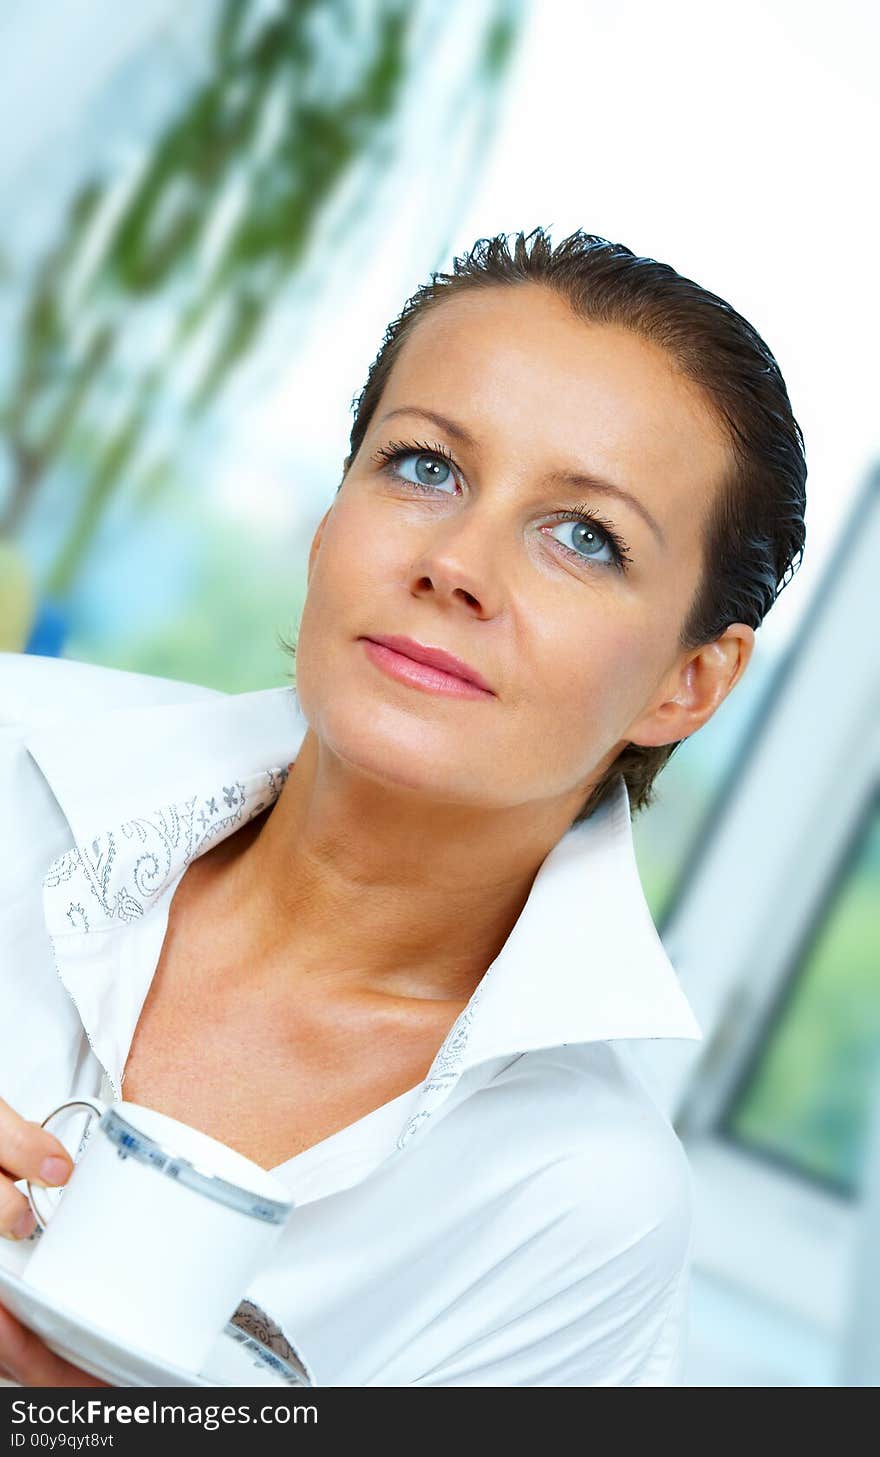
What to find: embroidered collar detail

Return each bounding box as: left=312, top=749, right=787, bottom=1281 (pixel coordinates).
left=43, top=767, right=289, bottom=937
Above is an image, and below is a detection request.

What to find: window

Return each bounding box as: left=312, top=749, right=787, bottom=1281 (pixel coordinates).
left=718, top=791, right=880, bottom=1198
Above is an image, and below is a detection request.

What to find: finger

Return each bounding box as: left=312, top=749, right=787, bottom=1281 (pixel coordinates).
left=0, top=1097, right=74, bottom=1189
left=0, top=1302, right=109, bottom=1387
left=0, top=1179, right=37, bottom=1243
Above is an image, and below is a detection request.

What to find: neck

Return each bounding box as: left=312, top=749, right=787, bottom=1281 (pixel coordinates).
left=193, top=727, right=577, bottom=1006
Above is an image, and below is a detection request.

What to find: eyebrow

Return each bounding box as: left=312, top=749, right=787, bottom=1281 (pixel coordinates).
left=377, top=406, right=667, bottom=550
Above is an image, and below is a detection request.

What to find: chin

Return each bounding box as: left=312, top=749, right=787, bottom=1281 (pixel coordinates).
left=323, top=710, right=468, bottom=797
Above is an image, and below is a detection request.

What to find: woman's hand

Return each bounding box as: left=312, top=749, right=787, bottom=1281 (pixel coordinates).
left=0, top=1093, right=109, bottom=1385
left=0, top=1092, right=75, bottom=1245
left=0, top=1302, right=110, bottom=1386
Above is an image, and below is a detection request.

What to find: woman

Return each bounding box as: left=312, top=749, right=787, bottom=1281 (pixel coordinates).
left=0, top=228, right=806, bottom=1386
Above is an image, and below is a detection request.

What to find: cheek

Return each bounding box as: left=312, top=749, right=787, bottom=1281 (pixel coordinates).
left=314, top=499, right=402, bottom=599
left=296, top=499, right=413, bottom=693
left=529, top=615, right=661, bottom=747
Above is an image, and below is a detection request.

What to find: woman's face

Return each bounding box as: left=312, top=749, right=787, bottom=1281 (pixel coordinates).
left=295, top=283, right=744, bottom=821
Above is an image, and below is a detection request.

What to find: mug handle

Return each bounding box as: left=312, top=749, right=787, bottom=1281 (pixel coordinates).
left=25, top=1097, right=107, bottom=1232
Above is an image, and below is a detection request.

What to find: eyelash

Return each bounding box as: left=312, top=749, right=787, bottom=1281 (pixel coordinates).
left=370, top=437, right=633, bottom=574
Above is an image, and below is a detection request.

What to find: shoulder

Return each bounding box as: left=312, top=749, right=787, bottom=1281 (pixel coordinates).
left=474, top=1043, right=694, bottom=1284
left=407, top=1046, right=695, bottom=1385
left=0, top=652, right=224, bottom=731
left=488, top=1042, right=692, bottom=1195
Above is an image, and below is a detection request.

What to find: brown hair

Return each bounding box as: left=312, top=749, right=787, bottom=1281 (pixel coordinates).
left=287, top=227, right=807, bottom=824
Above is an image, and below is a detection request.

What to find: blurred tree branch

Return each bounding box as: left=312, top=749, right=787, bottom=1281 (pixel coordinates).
left=1, top=0, right=524, bottom=598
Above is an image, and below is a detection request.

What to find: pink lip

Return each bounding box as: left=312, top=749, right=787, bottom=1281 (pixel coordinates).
left=359, top=635, right=496, bottom=699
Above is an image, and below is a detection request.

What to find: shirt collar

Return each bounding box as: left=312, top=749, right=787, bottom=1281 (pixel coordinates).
left=23, top=681, right=702, bottom=1129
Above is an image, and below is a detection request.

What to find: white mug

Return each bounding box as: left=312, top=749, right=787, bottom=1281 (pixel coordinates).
left=23, top=1097, right=295, bottom=1373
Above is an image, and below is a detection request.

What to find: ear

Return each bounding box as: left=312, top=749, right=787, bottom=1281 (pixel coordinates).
left=625, top=623, right=756, bottom=748
left=307, top=508, right=333, bottom=581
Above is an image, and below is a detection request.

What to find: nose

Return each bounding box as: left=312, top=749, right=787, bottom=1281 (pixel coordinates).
left=408, top=513, right=504, bottom=617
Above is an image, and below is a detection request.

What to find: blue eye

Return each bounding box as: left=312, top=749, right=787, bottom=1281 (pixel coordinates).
left=543, top=510, right=631, bottom=572
left=372, top=440, right=458, bottom=493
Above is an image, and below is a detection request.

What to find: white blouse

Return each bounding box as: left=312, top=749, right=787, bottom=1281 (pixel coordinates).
left=0, top=650, right=703, bottom=1386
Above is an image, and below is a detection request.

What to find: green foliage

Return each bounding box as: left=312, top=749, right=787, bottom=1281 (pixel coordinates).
left=2, top=0, right=525, bottom=598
